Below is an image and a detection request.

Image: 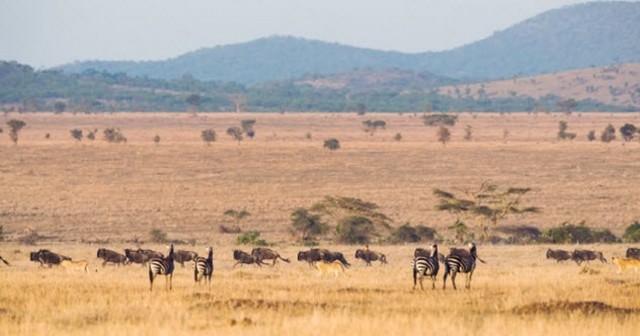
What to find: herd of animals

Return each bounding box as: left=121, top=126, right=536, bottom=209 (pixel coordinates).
left=2, top=244, right=639, bottom=291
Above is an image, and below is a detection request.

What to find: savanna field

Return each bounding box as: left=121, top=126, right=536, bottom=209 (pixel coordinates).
left=1, top=112, right=639, bottom=335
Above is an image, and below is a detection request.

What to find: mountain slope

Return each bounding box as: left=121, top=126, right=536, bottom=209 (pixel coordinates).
left=56, top=2, right=640, bottom=84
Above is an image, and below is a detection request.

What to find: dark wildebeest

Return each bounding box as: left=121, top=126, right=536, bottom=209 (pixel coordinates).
left=29, top=249, right=71, bottom=267
left=626, top=247, right=640, bottom=259
left=354, top=249, right=387, bottom=266
left=96, top=248, right=128, bottom=267
left=233, top=249, right=265, bottom=268
left=174, top=250, right=198, bottom=267
left=319, top=249, right=350, bottom=268
left=546, top=249, right=572, bottom=263
left=297, top=248, right=350, bottom=268
left=138, top=249, right=163, bottom=259
left=415, top=247, right=455, bottom=263
left=572, top=249, right=607, bottom=265
left=251, top=247, right=290, bottom=266
left=124, top=249, right=151, bottom=266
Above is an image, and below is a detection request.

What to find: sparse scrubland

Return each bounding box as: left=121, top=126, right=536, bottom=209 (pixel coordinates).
left=0, top=112, right=639, bottom=335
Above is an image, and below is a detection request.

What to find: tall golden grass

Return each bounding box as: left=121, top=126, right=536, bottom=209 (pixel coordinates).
left=0, top=112, right=639, bottom=335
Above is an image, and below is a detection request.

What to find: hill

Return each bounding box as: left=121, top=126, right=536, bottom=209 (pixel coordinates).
left=55, top=2, right=640, bottom=84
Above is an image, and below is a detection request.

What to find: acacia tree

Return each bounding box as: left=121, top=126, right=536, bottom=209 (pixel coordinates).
left=437, top=125, right=451, bottom=145
left=433, top=182, right=540, bottom=239
left=600, top=124, right=616, bottom=143
left=227, top=126, right=243, bottom=143
left=290, top=208, right=329, bottom=242
left=362, top=120, right=386, bottom=136
left=201, top=129, right=216, bottom=145
left=557, top=121, right=576, bottom=140
left=241, top=119, right=256, bottom=139
left=70, top=129, right=83, bottom=142
left=323, top=138, right=340, bottom=151
left=619, top=123, right=637, bottom=142
left=224, top=209, right=251, bottom=231
left=7, top=119, right=26, bottom=145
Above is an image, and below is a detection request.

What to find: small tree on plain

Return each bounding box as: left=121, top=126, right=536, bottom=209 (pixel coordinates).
left=463, top=124, right=473, bottom=141
left=423, top=114, right=457, bottom=127
left=290, top=208, right=329, bottom=242
left=241, top=120, right=256, bottom=139
left=7, top=119, right=26, bottom=145
left=103, top=128, right=126, bottom=143
left=600, top=124, right=616, bottom=143
left=619, top=123, right=637, bottom=142
left=557, top=121, right=576, bottom=140
left=323, top=138, right=340, bottom=151
left=227, top=126, right=243, bottom=143
left=70, top=129, right=83, bottom=142
left=362, top=120, right=386, bottom=136
left=153, top=135, right=161, bottom=145
left=587, top=130, right=596, bottom=141
left=224, top=209, right=250, bottom=231
left=201, top=129, right=216, bottom=145
left=394, top=133, right=402, bottom=141
left=437, top=125, right=451, bottom=145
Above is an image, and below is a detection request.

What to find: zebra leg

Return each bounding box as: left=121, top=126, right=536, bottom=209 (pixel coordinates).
left=169, top=273, right=173, bottom=291
left=466, top=270, right=474, bottom=289
left=149, top=270, right=155, bottom=292
left=451, top=272, right=458, bottom=290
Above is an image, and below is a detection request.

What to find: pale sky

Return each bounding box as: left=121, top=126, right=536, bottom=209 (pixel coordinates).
left=0, top=0, right=633, bottom=69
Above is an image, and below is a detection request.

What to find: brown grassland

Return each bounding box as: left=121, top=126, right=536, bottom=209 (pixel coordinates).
left=1, top=112, right=639, bottom=335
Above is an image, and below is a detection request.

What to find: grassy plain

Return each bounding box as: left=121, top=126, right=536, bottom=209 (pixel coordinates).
left=0, top=112, right=639, bottom=335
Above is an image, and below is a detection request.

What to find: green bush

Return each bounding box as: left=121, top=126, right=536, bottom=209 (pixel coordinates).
left=542, top=222, right=619, bottom=244
left=236, top=231, right=268, bottom=246
left=623, top=221, right=640, bottom=242
left=388, top=223, right=439, bottom=244
left=335, top=216, right=375, bottom=244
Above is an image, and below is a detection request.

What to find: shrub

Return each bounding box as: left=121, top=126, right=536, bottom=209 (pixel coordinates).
left=422, top=114, right=457, bottom=127
left=236, top=231, right=267, bottom=246
left=335, top=216, right=375, bottom=244
left=542, top=222, right=619, bottom=243
left=149, top=228, right=168, bottom=243
left=103, top=127, right=126, bottom=143
left=600, top=124, right=616, bottom=143
left=201, top=129, right=216, bottom=145
left=623, top=221, right=640, bottom=243
left=493, top=225, right=542, bottom=244
left=323, top=138, right=340, bottom=151
left=389, top=223, right=439, bottom=244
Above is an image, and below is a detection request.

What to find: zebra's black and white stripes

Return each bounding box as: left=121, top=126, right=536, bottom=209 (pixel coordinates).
left=442, top=242, right=485, bottom=290
left=148, top=244, right=175, bottom=291
left=194, top=247, right=214, bottom=285
left=412, top=244, right=439, bottom=290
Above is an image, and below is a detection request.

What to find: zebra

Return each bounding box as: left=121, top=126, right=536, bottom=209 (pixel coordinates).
left=412, top=244, right=439, bottom=290
left=148, top=244, right=175, bottom=291
left=442, top=242, right=486, bottom=290
left=194, top=247, right=214, bottom=285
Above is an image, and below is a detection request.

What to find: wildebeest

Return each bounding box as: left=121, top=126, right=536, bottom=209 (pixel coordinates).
left=124, top=249, right=150, bottom=265
left=251, top=247, right=290, bottom=266
left=29, top=249, right=71, bottom=267
left=316, top=260, right=346, bottom=277
left=546, top=248, right=572, bottom=263
left=97, top=248, right=128, bottom=267
left=233, top=249, right=265, bottom=268
left=626, top=247, right=640, bottom=259
left=297, top=248, right=350, bottom=268
left=354, top=249, right=387, bottom=266
left=174, top=250, right=198, bottom=267
left=572, top=249, right=607, bottom=265
left=415, top=247, right=455, bottom=263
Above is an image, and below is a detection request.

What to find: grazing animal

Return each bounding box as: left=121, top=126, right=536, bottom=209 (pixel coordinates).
left=29, top=249, right=71, bottom=267
left=124, top=248, right=159, bottom=266
left=174, top=250, right=198, bottom=267
left=546, top=249, right=572, bottom=263
left=297, top=249, right=324, bottom=266
left=415, top=247, right=452, bottom=263
left=233, top=249, right=264, bottom=268
left=612, top=257, right=640, bottom=273
left=315, top=260, right=346, bottom=277
left=60, top=259, right=89, bottom=272
left=97, top=248, right=128, bottom=267
left=148, top=244, right=175, bottom=291
left=572, top=249, right=607, bottom=265
left=194, top=247, right=214, bottom=285
left=626, top=247, right=640, bottom=259
left=0, top=255, right=10, bottom=266
left=413, top=244, right=440, bottom=290
left=297, top=248, right=350, bottom=268
left=443, top=242, right=485, bottom=290
left=138, top=249, right=164, bottom=259
left=355, top=249, right=387, bottom=266
left=251, top=247, right=290, bottom=266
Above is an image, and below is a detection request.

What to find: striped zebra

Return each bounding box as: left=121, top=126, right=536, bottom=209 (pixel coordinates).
left=412, top=244, right=439, bottom=290
left=148, top=244, right=175, bottom=291
left=442, top=242, right=485, bottom=290
left=194, top=247, right=214, bottom=285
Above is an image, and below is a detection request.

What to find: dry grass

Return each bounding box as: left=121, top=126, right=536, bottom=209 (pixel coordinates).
left=0, top=244, right=639, bottom=335
left=0, top=112, right=639, bottom=335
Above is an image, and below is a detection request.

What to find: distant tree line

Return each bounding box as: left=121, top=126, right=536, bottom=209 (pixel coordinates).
left=1, top=61, right=638, bottom=113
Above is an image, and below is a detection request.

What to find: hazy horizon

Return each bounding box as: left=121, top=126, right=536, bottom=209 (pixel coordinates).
left=0, top=0, right=635, bottom=69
